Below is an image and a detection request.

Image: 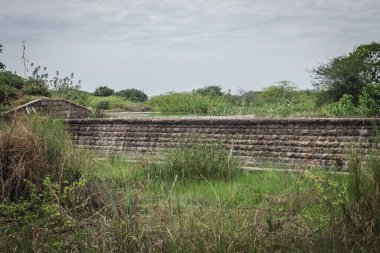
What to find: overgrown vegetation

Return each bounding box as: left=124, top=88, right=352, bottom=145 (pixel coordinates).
left=312, top=42, right=380, bottom=104
left=146, top=142, right=242, bottom=182
left=86, top=94, right=151, bottom=112
left=322, top=83, right=380, bottom=117
left=148, top=82, right=318, bottom=117
left=1, top=115, right=379, bottom=252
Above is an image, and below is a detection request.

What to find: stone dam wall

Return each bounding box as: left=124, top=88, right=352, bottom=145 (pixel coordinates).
left=66, top=117, right=379, bottom=169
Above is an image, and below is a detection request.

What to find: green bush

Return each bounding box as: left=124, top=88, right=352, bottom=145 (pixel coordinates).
left=0, top=71, right=25, bottom=104
left=358, top=83, right=380, bottom=116
left=96, top=100, right=110, bottom=110
left=51, top=74, right=89, bottom=105
left=257, top=81, right=299, bottom=103
left=93, top=86, right=114, bottom=96
left=115, top=88, right=148, bottom=102
left=0, top=83, right=18, bottom=104
left=23, top=78, right=49, bottom=96
left=0, top=70, right=24, bottom=89
left=322, top=94, right=357, bottom=117
left=194, top=85, right=224, bottom=96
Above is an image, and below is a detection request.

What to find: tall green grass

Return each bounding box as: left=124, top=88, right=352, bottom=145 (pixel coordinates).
left=145, top=142, right=242, bottom=183
left=148, top=92, right=319, bottom=117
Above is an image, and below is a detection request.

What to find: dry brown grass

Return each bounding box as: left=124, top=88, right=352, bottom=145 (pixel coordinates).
left=0, top=115, right=80, bottom=201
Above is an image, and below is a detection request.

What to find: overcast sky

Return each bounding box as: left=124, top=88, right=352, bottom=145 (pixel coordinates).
left=1, top=0, right=379, bottom=95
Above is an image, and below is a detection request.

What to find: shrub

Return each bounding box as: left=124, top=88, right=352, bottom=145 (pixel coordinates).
left=96, top=100, right=110, bottom=110
left=0, top=70, right=24, bottom=89
left=194, top=85, right=224, bottom=96
left=322, top=94, right=357, bottom=117
left=257, top=81, right=299, bottom=103
left=115, top=88, right=148, bottom=102
left=358, top=83, right=380, bottom=116
left=50, top=73, right=89, bottom=105
left=93, top=86, right=114, bottom=96
left=23, top=78, right=49, bottom=96
left=0, top=71, right=25, bottom=104
left=0, top=83, right=18, bottom=104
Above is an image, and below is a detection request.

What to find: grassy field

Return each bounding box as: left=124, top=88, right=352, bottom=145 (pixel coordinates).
left=1, top=116, right=379, bottom=252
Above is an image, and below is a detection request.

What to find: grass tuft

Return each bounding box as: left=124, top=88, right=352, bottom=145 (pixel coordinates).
left=145, top=141, right=242, bottom=183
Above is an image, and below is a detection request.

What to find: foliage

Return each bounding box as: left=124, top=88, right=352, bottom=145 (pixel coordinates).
left=0, top=115, right=82, bottom=201
left=0, top=70, right=24, bottom=89
left=50, top=71, right=89, bottom=105
left=0, top=177, right=91, bottom=252
left=322, top=94, right=357, bottom=117
left=237, top=89, right=261, bottom=102
left=93, top=85, right=114, bottom=96
left=0, top=70, right=24, bottom=104
left=148, top=92, right=233, bottom=115
left=312, top=42, right=380, bottom=104
left=115, top=88, right=148, bottom=102
left=85, top=95, right=151, bottom=112
left=328, top=139, right=380, bottom=250
left=358, top=83, right=380, bottom=116
left=146, top=141, right=242, bottom=183
left=194, top=85, right=224, bottom=96
left=322, top=83, right=380, bottom=117
left=1, top=118, right=380, bottom=251
left=148, top=88, right=318, bottom=117
left=23, top=65, right=50, bottom=96
left=0, top=44, right=5, bottom=69
left=95, top=100, right=110, bottom=110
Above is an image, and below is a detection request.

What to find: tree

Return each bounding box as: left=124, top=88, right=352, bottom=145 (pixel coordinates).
left=312, top=42, right=380, bottom=104
left=0, top=71, right=25, bottom=104
left=115, top=88, right=148, bottom=102
left=0, top=44, right=5, bottom=70
left=258, top=81, right=299, bottom=103
left=93, top=86, right=114, bottom=96
left=194, top=85, right=224, bottom=96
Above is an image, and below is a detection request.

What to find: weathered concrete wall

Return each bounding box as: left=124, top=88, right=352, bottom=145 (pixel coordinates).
left=66, top=117, right=379, bottom=169
left=10, top=99, right=90, bottom=119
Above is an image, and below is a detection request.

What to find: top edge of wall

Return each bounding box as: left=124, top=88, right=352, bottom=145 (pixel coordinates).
left=65, top=117, right=380, bottom=125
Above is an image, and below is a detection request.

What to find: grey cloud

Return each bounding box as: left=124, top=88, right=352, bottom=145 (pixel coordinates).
left=1, top=0, right=379, bottom=46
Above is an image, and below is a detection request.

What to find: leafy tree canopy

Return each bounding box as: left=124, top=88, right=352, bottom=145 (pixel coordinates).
left=312, top=42, right=380, bottom=104
left=115, top=88, right=148, bottom=102
left=194, top=85, right=224, bottom=96
left=258, top=81, right=299, bottom=103
left=93, top=86, right=114, bottom=97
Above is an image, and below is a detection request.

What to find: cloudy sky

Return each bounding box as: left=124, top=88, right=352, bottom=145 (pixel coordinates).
left=1, top=0, right=379, bottom=95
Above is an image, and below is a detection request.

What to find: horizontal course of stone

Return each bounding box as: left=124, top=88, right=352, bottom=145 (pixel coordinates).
left=10, top=99, right=90, bottom=119
left=66, top=117, right=379, bottom=169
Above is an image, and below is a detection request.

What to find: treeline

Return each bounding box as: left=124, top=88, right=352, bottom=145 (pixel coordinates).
left=1, top=42, right=379, bottom=117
